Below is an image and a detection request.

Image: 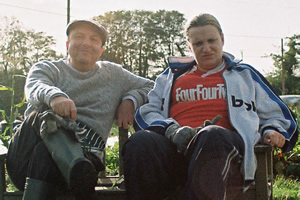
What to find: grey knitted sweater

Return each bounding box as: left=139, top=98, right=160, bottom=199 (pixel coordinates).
left=25, top=59, right=154, bottom=145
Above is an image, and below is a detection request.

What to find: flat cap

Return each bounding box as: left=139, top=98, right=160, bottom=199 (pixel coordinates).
left=66, top=19, right=108, bottom=45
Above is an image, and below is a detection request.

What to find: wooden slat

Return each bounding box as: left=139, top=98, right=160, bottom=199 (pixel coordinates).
left=2, top=191, right=23, bottom=200
left=255, top=150, right=269, bottom=199
left=255, top=145, right=273, bottom=200
left=97, top=176, right=124, bottom=187
left=118, top=127, right=128, bottom=176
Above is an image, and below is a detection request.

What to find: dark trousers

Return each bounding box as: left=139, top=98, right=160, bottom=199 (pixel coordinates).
left=6, top=108, right=64, bottom=191
left=6, top=108, right=102, bottom=192
left=122, top=125, right=245, bottom=200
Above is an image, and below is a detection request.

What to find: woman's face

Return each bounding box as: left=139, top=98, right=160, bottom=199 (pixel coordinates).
left=187, top=25, right=224, bottom=72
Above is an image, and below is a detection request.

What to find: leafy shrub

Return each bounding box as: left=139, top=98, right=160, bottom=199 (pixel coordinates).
left=105, top=141, right=119, bottom=176
left=0, top=75, right=26, bottom=147
left=273, top=104, right=300, bottom=178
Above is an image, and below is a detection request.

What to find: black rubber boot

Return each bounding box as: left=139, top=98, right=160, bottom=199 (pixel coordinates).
left=40, top=126, right=98, bottom=197
left=22, top=178, right=57, bottom=200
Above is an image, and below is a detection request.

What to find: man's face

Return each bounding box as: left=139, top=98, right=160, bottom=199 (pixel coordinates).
left=188, top=25, right=224, bottom=71
left=66, top=23, right=104, bottom=72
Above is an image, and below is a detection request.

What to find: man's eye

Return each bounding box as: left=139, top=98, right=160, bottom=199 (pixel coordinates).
left=74, top=36, right=83, bottom=40
left=91, top=38, right=99, bottom=42
left=194, top=42, right=203, bottom=47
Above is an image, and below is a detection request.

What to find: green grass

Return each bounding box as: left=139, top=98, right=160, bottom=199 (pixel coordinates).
left=273, top=175, right=300, bottom=200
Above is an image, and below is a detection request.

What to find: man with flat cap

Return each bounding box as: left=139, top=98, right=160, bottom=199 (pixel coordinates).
left=6, top=19, right=154, bottom=200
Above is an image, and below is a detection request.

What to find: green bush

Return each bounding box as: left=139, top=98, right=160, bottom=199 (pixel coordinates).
left=273, top=104, right=300, bottom=178
left=0, top=75, right=26, bottom=147
left=105, top=141, right=120, bottom=176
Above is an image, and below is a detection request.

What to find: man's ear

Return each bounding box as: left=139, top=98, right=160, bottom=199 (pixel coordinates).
left=66, top=41, right=69, bottom=51
left=99, top=46, right=105, bottom=56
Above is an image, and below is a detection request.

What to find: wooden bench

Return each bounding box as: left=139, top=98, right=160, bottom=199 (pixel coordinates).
left=0, top=128, right=273, bottom=200
left=236, top=145, right=273, bottom=200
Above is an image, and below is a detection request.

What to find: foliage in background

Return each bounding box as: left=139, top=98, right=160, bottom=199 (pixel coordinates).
left=0, top=16, right=63, bottom=122
left=106, top=141, right=120, bottom=176
left=106, top=125, right=134, bottom=176
left=0, top=17, right=61, bottom=74
left=273, top=104, right=300, bottom=178
left=0, top=74, right=26, bottom=147
left=267, top=34, right=300, bottom=95
left=94, top=10, right=188, bottom=79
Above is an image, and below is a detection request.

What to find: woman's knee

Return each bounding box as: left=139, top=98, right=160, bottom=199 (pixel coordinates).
left=129, top=130, right=154, bottom=140
left=125, top=130, right=162, bottom=147
left=122, top=130, right=172, bottom=159
left=200, top=125, right=233, bottom=142
left=123, top=130, right=156, bottom=153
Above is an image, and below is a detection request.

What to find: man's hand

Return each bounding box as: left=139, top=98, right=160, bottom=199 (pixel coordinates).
left=50, top=96, right=77, bottom=121
left=264, top=131, right=286, bottom=148
left=117, top=99, right=135, bottom=129
left=165, top=124, right=196, bottom=153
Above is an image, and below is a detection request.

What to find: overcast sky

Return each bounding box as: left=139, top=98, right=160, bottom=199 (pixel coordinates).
left=0, top=0, right=299, bottom=75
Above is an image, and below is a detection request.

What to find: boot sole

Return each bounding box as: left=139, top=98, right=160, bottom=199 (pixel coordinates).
left=68, top=159, right=98, bottom=195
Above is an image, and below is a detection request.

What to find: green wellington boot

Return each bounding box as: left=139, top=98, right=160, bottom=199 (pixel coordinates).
left=22, top=178, right=57, bottom=200
left=40, top=113, right=98, bottom=196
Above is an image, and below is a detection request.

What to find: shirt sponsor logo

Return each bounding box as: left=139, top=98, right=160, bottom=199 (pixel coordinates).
left=175, top=84, right=226, bottom=102
left=231, top=95, right=256, bottom=112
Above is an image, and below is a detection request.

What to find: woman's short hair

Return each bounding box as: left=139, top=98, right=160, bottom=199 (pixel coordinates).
left=185, top=13, right=223, bottom=39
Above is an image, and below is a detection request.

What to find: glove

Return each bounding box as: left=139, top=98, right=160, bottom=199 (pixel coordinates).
left=165, top=115, right=223, bottom=153
left=165, top=124, right=196, bottom=153
left=195, top=115, right=222, bottom=133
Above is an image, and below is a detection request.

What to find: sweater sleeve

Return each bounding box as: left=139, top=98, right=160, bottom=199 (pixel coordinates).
left=25, top=60, right=69, bottom=108
left=110, top=62, right=154, bottom=109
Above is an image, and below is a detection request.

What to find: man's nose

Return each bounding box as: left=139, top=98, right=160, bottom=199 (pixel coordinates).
left=81, top=38, right=92, bottom=46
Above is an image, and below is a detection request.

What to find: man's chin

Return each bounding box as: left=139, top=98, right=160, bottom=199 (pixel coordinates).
left=77, top=56, right=93, bottom=64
